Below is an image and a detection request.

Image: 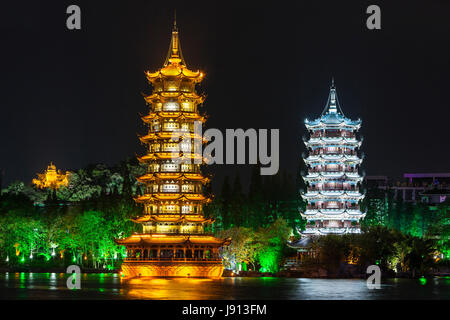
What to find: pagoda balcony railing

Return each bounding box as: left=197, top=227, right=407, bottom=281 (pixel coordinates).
left=307, top=206, right=359, bottom=210
left=146, top=211, right=203, bottom=215
left=311, top=133, right=356, bottom=139
left=321, top=170, right=351, bottom=174
left=309, top=168, right=343, bottom=173
left=149, top=110, right=198, bottom=115
left=123, top=257, right=222, bottom=263
left=347, top=208, right=363, bottom=213
left=148, top=169, right=202, bottom=174
left=303, top=227, right=361, bottom=234
left=322, top=152, right=357, bottom=156
left=145, top=190, right=204, bottom=195
left=310, top=151, right=357, bottom=156
left=308, top=169, right=357, bottom=173
left=324, top=133, right=356, bottom=138
left=148, top=150, right=200, bottom=156
left=147, top=129, right=199, bottom=136
left=308, top=188, right=358, bottom=192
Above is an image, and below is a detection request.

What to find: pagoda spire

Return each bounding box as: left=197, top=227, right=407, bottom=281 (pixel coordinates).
left=164, top=14, right=186, bottom=67
left=321, top=77, right=345, bottom=116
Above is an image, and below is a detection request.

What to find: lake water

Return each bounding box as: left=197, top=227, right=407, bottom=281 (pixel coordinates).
left=0, top=273, right=449, bottom=300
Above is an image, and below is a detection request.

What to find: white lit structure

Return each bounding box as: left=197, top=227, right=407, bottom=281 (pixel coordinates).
left=300, top=81, right=365, bottom=235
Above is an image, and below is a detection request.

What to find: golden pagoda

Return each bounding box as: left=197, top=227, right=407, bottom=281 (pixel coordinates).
left=32, top=162, right=69, bottom=189
left=115, top=20, right=230, bottom=278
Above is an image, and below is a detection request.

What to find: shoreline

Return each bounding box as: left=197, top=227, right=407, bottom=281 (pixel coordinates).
left=0, top=267, right=119, bottom=274
left=1, top=267, right=447, bottom=279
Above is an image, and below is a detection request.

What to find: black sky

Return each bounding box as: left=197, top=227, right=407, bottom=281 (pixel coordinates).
left=1, top=0, right=449, bottom=192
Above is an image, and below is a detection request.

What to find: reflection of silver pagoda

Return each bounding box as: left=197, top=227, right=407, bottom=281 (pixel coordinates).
left=301, top=81, right=365, bottom=235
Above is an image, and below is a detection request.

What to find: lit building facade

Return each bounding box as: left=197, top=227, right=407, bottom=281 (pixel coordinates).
left=301, top=82, right=365, bottom=235
left=115, top=21, right=230, bottom=278
left=32, top=163, right=69, bottom=190
left=366, top=173, right=450, bottom=204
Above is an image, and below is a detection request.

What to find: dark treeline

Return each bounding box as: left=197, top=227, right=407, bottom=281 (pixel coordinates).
left=204, top=165, right=307, bottom=233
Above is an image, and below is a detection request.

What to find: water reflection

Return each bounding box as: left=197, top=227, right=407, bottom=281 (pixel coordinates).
left=124, top=278, right=216, bottom=299
left=0, top=273, right=449, bottom=300
left=49, top=273, right=57, bottom=290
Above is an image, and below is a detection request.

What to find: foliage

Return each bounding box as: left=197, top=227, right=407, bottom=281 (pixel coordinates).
left=218, top=218, right=292, bottom=273
left=0, top=158, right=142, bottom=269
left=217, top=227, right=258, bottom=271
left=308, top=226, right=439, bottom=277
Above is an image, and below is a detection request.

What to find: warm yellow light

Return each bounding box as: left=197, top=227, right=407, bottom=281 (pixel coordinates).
left=115, top=22, right=230, bottom=280
left=32, top=163, right=70, bottom=190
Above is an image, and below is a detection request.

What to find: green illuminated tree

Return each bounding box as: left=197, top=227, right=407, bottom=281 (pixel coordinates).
left=254, top=218, right=292, bottom=273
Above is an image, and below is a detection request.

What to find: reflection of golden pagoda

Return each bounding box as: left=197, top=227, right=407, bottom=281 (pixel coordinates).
left=115, top=20, right=230, bottom=278
left=32, top=163, right=69, bottom=189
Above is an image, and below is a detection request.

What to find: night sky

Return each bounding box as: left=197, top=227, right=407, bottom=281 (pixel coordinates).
left=1, top=0, right=450, bottom=192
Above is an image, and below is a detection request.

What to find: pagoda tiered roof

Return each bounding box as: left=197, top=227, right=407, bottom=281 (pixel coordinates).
left=131, top=214, right=214, bottom=224
left=144, top=91, right=205, bottom=104
left=115, top=234, right=230, bottom=246
left=302, top=211, right=366, bottom=220
left=305, top=113, right=361, bottom=129
left=145, top=22, right=204, bottom=84
left=145, top=66, right=204, bottom=83
left=137, top=172, right=210, bottom=183
left=137, top=152, right=206, bottom=163
left=134, top=193, right=210, bottom=203
left=304, top=137, right=361, bottom=147
left=303, top=172, right=363, bottom=182
left=305, top=83, right=361, bottom=129
left=141, top=111, right=206, bottom=123
left=304, top=155, right=363, bottom=164
left=302, top=190, right=365, bottom=201
left=138, top=132, right=206, bottom=143
left=302, top=228, right=362, bottom=235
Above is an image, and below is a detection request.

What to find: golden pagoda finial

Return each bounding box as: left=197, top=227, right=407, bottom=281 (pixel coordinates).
left=174, top=9, right=177, bottom=30
left=164, top=13, right=186, bottom=67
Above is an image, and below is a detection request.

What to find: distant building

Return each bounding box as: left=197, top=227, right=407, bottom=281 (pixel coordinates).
left=32, top=163, right=69, bottom=190
left=364, top=173, right=450, bottom=204
left=419, top=188, right=450, bottom=205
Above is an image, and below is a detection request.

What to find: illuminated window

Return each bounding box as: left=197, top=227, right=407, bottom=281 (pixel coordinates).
left=164, top=102, right=179, bottom=111
left=182, top=205, right=193, bottom=213
left=162, top=184, right=179, bottom=192
left=182, top=184, right=194, bottom=193
left=181, top=101, right=193, bottom=111
left=181, top=164, right=193, bottom=172
left=162, top=163, right=179, bottom=172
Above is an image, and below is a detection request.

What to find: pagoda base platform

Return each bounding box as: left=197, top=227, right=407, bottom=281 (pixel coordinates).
left=120, top=260, right=224, bottom=278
